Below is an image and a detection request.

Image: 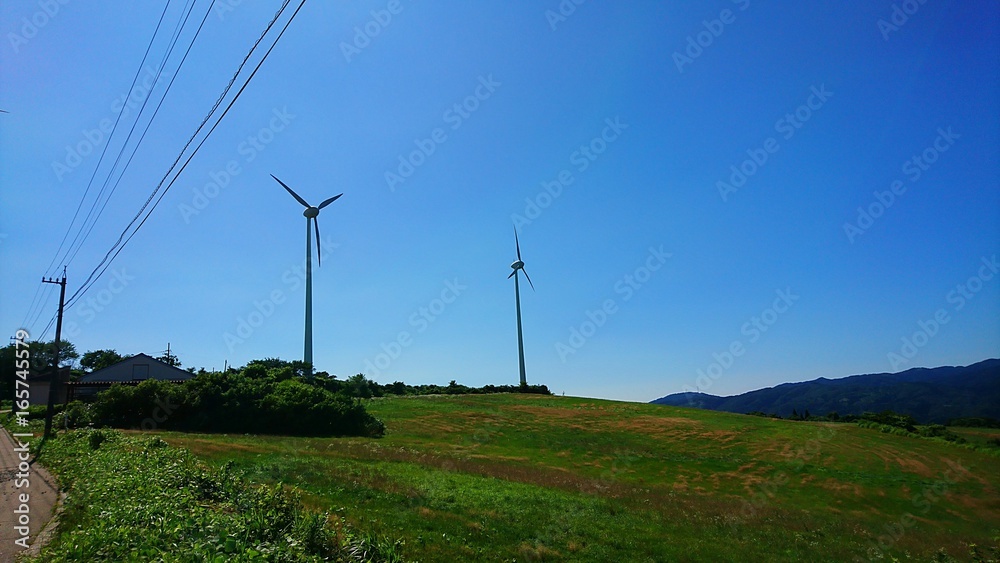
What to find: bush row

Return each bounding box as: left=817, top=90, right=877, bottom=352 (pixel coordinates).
left=71, top=366, right=385, bottom=437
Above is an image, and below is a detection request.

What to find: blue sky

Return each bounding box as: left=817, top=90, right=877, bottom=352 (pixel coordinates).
left=1, top=0, right=997, bottom=402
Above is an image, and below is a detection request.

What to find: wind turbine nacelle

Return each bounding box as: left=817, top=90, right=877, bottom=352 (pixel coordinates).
left=303, top=207, right=319, bottom=218
left=511, top=260, right=524, bottom=270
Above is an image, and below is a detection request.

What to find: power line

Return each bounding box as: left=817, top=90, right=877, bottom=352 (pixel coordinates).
left=65, top=0, right=306, bottom=310
left=64, top=0, right=204, bottom=269
left=37, top=312, right=57, bottom=342
left=22, top=1, right=176, bottom=336
left=68, top=0, right=292, bottom=305
left=40, top=1, right=174, bottom=280
left=18, top=280, right=47, bottom=331
left=21, top=283, right=57, bottom=337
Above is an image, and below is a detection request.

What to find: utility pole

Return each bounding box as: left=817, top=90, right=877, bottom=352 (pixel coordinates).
left=8, top=336, right=17, bottom=411
left=41, top=267, right=67, bottom=439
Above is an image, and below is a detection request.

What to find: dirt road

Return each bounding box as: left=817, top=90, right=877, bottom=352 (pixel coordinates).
left=0, top=427, right=59, bottom=561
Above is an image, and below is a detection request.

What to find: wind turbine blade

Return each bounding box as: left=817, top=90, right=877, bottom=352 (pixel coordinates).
left=514, top=227, right=522, bottom=261
left=271, top=174, right=310, bottom=208
left=314, top=218, right=322, bottom=267
left=507, top=270, right=516, bottom=279
left=522, top=268, right=535, bottom=291
left=318, top=193, right=343, bottom=209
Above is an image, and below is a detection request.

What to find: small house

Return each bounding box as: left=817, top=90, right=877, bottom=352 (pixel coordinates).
left=27, top=367, right=71, bottom=406
left=66, top=353, right=193, bottom=402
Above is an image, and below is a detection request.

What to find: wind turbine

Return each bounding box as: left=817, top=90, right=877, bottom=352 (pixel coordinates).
left=508, top=227, right=534, bottom=387
left=271, top=174, right=342, bottom=371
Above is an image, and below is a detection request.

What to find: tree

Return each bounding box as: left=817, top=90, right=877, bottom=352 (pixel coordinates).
left=345, top=373, right=372, bottom=399
left=244, top=358, right=312, bottom=378
left=80, top=349, right=126, bottom=372
left=0, top=344, right=19, bottom=406
left=157, top=347, right=181, bottom=367
left=23, top=340, right=79, bottom=373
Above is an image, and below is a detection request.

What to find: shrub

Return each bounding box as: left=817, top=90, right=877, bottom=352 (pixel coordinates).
left=948, top=417, right=1000, bottom=429
left=88, top=378, right=189, bottom=430
left=860, top=410, right=917, bottom=432
left=23, top=403, right=64, bottom=419
left=33, top=429, right=403, bottom=561
left=61, top=400, right=91, bottom=428
left=88, top=428, right=108, bottom=450
left=917, top=424, right=966, bottom=443
left=86, top=369, right=384, bottom=438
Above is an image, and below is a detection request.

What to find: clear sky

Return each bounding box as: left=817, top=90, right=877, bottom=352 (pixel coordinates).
left=1, top=1, right=997, bottom=402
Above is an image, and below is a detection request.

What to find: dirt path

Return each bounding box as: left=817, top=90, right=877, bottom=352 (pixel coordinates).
left=0, top=427, right=59, bottom=560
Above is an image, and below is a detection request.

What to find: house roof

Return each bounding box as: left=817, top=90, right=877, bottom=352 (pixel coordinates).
left=77, top=353, right=193, bottom=383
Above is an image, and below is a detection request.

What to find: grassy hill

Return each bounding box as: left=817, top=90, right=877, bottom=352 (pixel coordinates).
left=651, top=359, right=1000, bottom=422
left=148, top=393, right=1000, bottom=562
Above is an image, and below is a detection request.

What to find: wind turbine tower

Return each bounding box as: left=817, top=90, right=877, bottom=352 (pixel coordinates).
left=508, top=228, right=534, bottom=387
left=271, top=174, right=342, bottom=370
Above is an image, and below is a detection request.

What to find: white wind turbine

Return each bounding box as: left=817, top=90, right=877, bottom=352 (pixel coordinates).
left=271, top=174, right=342, bottom=371
left=508, top=227, right=534, bottom=387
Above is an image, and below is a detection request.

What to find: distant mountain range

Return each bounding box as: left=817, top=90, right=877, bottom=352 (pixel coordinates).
left=650, top=359, right=1000, bottom=423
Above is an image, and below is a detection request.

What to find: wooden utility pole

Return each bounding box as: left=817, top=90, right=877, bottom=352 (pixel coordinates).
left=41, top=267, right=66, bottom=439
left=8, top=336, right=18, bottom=410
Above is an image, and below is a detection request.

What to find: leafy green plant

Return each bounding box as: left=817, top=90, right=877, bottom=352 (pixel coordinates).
left=84, top=368, right=384, bottom=437
left=29, top=429, right=403, bottom=562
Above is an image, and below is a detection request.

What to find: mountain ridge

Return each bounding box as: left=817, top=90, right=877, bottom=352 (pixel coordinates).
left=650, top=358, right=1000, bottom=423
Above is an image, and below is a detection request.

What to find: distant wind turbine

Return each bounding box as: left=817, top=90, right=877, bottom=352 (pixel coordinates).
left=271, top=174, right=342, bottom=370
left=508, top=227, right=534, bottom=387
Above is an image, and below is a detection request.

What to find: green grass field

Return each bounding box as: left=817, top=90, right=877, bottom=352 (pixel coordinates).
left=151, top=394, right=999, bottom=562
